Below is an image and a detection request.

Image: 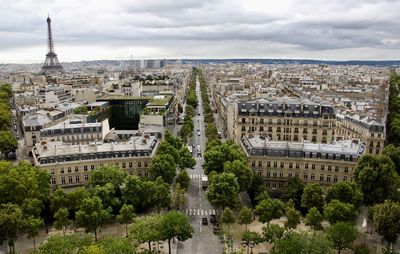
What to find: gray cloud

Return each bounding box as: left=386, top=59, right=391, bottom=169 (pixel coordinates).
left=1, top=0, right=400, bottom=62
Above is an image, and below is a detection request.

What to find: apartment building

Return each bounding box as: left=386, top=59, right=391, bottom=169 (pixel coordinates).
left=236, top=97, right=336, bottom=144
left=40, top=118, right=110, bottom=145
left=336, top=114, right=385, bottom=155
left=32, top=135, right=159, bottom=188
left=241, top=136, right=364, bottom=191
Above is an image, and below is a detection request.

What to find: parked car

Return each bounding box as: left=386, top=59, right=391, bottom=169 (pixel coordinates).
left=210, top=215, right=217, bottom=224
left=197, top=131, right=201, bottom=136
left=213, top=223, right=220, bottom=234
left=201, top=217, right=208, bottom=225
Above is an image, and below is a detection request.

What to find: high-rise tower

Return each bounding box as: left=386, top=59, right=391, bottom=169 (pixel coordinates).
left=41, top=15, right=64, bottom=74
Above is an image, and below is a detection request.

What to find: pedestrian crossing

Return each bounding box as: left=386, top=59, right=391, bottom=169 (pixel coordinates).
left=184, top=208, right=220, bottom=217
left=189, top=174, right=206, bottom=179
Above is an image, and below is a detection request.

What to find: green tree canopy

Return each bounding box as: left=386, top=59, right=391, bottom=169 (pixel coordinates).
left=54, top=208, right=72, bottom=236
left=301, top=183, right=324, bottom=211
left=164, top=129, right=182, bottom=150
left=373, top=200, right=400, bottom=245
left=285, top=207, right=301, bottom=229
left=305, top=207, right=323, bottom=231
left=383, top=144, right=400, bottom=175
left=282, top=177, right=305, bottom=210
left=98, top=237, right=134, bottom=254
left=248, top=175, right=267, bottom=205
left=76, top=196, right=111, bottom=241
left=0, top=203, right=25, bottom=253
left=203, top=141, right=245, bottom=175
left=175, top=170, right=190, bottom=190
left=270, top=231, right=333, bottom=254
left=354, top=154, right=400, bottom=205
left=160, top=211, right=193, bottom=254
left=89, top=165, right=127, bottom=190
left=238, top=206, right=253, bottom=231
left=36, top=234, right=92, bottom=254
left=149, top=154, right=176, bottom=184
left=262, top=223, right=285, bottom=243
left=178, top=147, right=196, bottom=170
left=0, top=131, right=17, bottom=156
left=223, top=160, right=253, bottom=192
left=324, top=199, right=358, bottom=224
left=255, top=198, right=285, bottom=225
left=327, top=222, right=358, bottom=254
left=130, top=214, right=162, bottom=251
left=171, top=183, right=186, bottom=210
left=206, top=172, right=239, bottom=209
left=326, top=181, right=363, bottom=208
left=116, top=204, right=135, bottom=237
left=152, top=177, right=171, bottom=213
left=157, top=141, right=180, bottom=162
left=221, top=207, right=236, bottom=235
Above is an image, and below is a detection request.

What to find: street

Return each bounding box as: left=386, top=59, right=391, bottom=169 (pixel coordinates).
left=178, top=77, right=222, bottom=254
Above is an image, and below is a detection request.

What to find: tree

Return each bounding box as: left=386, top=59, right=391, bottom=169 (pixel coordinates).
left=36, top=234, right=92, bottom=254
left=130, top=215, right=162, bottom=251
left=255, top=198, right=285, bottom=225
left=26, top=216, right=44, bottom=251
left=157, top=141, right=179, bottom=162
left=54, top=208, right=72, bottom=236
left=203, top=141, right=245, bottom=175
left=149, top=154, right=177, bottom=184
left=206, top=172, right=240, bottom=209
left=326, top=181, right=363, bottom=208
left=160, top=211, right=194, bottom=254
left=301, top=183, right=324, bottom=211
left=242, top=231, right=263, bottom=251
left=238, top=206, right=253, bottom=231
left=327, top=222, right=358, bottom=254
left=221, top=207, right=236, bottom=235
left=383, top=144, right=400, bottom=175
left=76, top=196, right=111, bottom=241
left=282, top=177, right=305, bottom=210
left=354, top=154, right=400, bottom=205
left=89, top=165, right=127, bottom=190
left=248, top=175, right=267, bottom=205
left=164, top=129, right=182, bottom=150
left=255, top=191, right=270, bottom=204
left=305, top=207, right=323, bottom=230
left=262, top=223, right=285, bottom=243
left=0, top=131, right=17, bottom=157
left=116, top=204, right=135, bottom=237
left=270, top=231, right=333, bottom=254
left=98, top=237, right=134, bottom=254
left=171, top=183, right=186, bottom=210
left=122, top=176, right=158, bottom=212
left=90, top=182, right=120, bottom=215
left=67, top=187, right=89, bottom=217
left=223, top=160, right=253, bottom=192
left=178, top=147, right=196, bottom=170
left=285, top=207, right=301, bottom=229
left=373, top=200, right=400, bottom=246
left=50, top=187, right=68, bottom=212
left=324, top=199, right=358, bottom=224
left=0, top=203, right=25, bottom=253
left=175, top=170, right=190, bottom=190
left=153, top=177, right=171, bottom=213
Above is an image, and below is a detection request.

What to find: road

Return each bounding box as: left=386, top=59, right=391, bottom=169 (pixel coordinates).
left=178, top=77, right=222, bottom=254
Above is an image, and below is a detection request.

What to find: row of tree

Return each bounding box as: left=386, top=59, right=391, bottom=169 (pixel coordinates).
left=387, top=70, right=400, bottom=146
left=0, top=83, right=17, bottom=158
left=180, top=70, right=197, bottom=143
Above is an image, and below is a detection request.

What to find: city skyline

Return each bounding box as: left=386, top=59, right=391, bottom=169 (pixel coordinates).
left=1, top=0, right=400, bottom=63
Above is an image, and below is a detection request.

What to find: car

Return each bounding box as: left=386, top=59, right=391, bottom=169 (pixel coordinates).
left=192, top=143, right=195, bottom=148
left=210, top=215, right=217, bottom=224
left=213, top=224, right=219, bottom=234
left=201, top=217, right=208, bottom=225
left=197, top=128, right=200, bottom=132
left=197, top=131, right=201, bottom=136
left=198, top=113, right=200, bottom=116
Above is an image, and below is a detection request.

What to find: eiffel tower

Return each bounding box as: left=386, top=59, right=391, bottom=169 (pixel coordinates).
left=41, top=15, right=64, bottom=74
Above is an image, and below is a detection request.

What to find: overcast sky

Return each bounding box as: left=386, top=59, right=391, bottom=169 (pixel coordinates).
left=1, top=0, right=400, bottom=63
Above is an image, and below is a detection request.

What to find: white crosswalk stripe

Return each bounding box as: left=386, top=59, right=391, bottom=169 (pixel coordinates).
left=184, top=208, right=220, bottom=217
left=189, top=174, right=207, bottom=179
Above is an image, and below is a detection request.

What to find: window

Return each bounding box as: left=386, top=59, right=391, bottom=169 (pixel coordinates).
left=289, top=162, right=293, bottom=168
left=84, top=174, right=89, bottom=182
left=333, top=175, right=338, bottom=183
left=84, top=166, right=88, bottom=171
left=258, top=170, right=262, bottom=176
left=311, top=173, right=315, bottom=180
left=279, top=171, right=283, bottom=178
left=328, top=165, right=332, bottom=171
left=288, top=171, right=293, bottom=178
left=320, top=174, right=324, bottom=181
left=68, top=176, right=73, bottom=184
left=273, top=162, right=277, bottom=168
left=312, top=164, right=315, bottom=169
left=321, top=165, right=325, bottom=171
left=122, top=162, right=126, bottom=168
left=91, top=165, right=95, bottom=170
left=51, top=177, right=56, bottom=185
left=303, top=128, right=308, bottom=134
left=335, top=166, right=339, bottom=172
left=74, top=167, right=78, bottom=172
left=241, top=126, right=246, bottom=131
left=304, top=173, right=308, bottom=179
left=343, top=176, right=348, bottom=181
left=252, top=161, right=256, bottom=167
left=129, top=162, right=133, bottom=168
left=296, top=163, right=299, bottom=169
left=61, top=168, right=65, bottom=174
left=312, top=136, right=317, bottom=142
left=295, top=172, right=299, bottom=178
left=75, top=175, right=80, bottom=183
left=305, top=163, right=309, bottom=169
left=50, top=169, right=55, bottom=175
left=242, top=118, right=246, bottom=123
left=327, top=175, right=331, bottom=182
left=138, top=169, right=142, bottom=176
left=273, top=172, right=277, bottom=178
left=260, top=126, right=264, bottom=131
left=138, top=162, right=142, bottom=168
left=267, top=161, right=271, bottom=167
left=344, top=167, right=349, bottom=173
left=61, top=177, right=65, bottom=185
left=280, top=162, right=284, bottom=168
left=258, top=161, right=262, bottom=167
left=68, top=167, right=72, bottom=173
left=266, top=171, right=271, bottom=177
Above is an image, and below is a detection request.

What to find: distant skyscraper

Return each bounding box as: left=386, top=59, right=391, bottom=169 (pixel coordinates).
left=41, top=15, right=64, bottom=74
